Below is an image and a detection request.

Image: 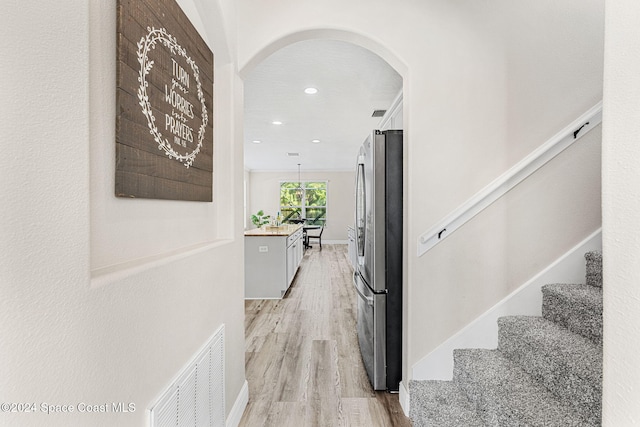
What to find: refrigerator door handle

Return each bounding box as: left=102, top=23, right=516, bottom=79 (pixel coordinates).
left=353, top=272, right=374, bottom=307
left=354, top=160, right=366, bottom=268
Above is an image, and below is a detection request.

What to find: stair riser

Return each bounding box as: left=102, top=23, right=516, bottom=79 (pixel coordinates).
left=585, top=251, right=602, bottom=288
left=542, top=289, right=602, bottom=345
left=498, top=325, right=601, bottom=422
left=453, top=350, right=591, bottom=426
left=453, top=359, right=504, bottom=425
left=408, top=380, right=484, bottom=426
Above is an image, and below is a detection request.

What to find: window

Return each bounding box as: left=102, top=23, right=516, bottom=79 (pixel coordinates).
left=280, top=181, right=327, bottom=226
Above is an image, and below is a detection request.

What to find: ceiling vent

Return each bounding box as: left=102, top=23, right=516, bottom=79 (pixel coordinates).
left=287, top=152, right=300, bottom=157
left=371, top=109, right=386, bottom=117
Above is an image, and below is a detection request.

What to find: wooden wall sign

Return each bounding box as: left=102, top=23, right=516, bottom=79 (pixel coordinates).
left=116, top=0, right=214, bottom=201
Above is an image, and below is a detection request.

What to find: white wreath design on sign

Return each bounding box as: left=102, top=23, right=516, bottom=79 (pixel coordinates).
left=136, top=27, right=209, bottom=168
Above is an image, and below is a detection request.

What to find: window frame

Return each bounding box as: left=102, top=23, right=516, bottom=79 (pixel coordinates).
left=279, top=180, right=328, bottom=226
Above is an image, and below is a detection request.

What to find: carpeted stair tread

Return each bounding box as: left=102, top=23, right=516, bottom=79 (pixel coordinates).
left=408, top=251, right=603, bottom=426
left=453, top=348, right=591, bottom=426
left=585, top=251, right=602, bottom=288
left=542, top=283, right=603, bottom=344
left=409, top=380, right=484, bottom=427
left=498, top=316, right=602, bottom=423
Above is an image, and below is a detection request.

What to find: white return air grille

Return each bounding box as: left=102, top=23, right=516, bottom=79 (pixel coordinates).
left=150, top=325, right=225, bottom=427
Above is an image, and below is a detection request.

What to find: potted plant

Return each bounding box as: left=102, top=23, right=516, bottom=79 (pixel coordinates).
left=251, top=210, right=271, bottom=228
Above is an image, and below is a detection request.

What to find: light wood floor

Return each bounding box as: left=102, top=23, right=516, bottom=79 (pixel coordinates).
left=239, top=244, right=412, bottom=427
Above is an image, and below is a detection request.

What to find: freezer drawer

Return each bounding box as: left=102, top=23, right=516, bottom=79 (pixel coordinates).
left=353, top=271, right=386, bottom=390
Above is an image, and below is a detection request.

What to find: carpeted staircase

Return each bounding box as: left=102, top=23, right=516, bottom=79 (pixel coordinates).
left=409, top=251, right=603, bottom=426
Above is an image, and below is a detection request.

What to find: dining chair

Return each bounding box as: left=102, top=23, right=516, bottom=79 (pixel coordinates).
left=306, top=225, right=324, bottom=250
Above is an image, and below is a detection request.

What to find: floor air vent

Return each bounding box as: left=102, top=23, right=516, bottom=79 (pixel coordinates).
left=150, top=325, right=225, bottom=427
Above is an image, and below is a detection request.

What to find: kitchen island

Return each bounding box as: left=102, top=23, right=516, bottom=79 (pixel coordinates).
left=244, top=224, right=304, bottom=299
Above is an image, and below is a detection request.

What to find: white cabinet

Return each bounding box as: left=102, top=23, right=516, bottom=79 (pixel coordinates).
left=244, top=225, right=304, bottom=299
left=286, top=228, right=304, bottom=286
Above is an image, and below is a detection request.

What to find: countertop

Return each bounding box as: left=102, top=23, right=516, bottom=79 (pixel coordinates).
left=244, top=224, right=302, bottom=237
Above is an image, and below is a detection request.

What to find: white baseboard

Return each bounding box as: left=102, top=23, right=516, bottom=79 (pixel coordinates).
left=411, top=229, right=602, bottom=381
left=322, top=239, right=348, bottom=245
left=226, top=380, right=248, bottom=427
left=399, top=380, right=410, bottom=417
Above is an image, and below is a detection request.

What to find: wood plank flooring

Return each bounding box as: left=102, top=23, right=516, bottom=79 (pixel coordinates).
left=240, top=244, right=412, bottom=427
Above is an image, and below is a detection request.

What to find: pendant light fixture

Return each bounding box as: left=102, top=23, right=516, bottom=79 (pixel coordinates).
left=295, top=163, right=304, bottom=201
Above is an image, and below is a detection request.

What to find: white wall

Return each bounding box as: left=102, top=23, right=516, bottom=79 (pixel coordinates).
left=1, top=1, right=609, bottom=424
left=247, top=170, right=354, bottom=241
left=602, top=0, right=640, bottom=423
left=1, top=1, right=246, bottom=426
left=234, top=0, right=604, bottom=385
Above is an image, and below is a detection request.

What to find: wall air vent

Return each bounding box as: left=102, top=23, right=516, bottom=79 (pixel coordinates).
left=287, top=152, right=300, bottom=157
left=372, top=109, right=387, bottom=117
left=150, top=325, right=225, bottom=427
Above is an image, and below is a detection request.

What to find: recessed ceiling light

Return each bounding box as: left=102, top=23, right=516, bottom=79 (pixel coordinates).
left=252, top=140, right=262, bottom=144
left=304, top=87, right=318, bottom=95
left=311, top=139, right=320, bottom=144
left=272, top=120, right=283, bottom=125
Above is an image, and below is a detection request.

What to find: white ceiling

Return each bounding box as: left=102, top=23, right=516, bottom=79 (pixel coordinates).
left=243, top=39, right=403, bottom=172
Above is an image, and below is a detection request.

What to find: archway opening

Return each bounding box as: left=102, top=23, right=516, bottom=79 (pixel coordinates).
left=240, top=31, right=410, bottom=425
left=242, top=37, right=403, bottom=172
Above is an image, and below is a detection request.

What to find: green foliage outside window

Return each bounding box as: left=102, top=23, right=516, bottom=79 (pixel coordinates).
left=280, top=181, right=327, bottom=225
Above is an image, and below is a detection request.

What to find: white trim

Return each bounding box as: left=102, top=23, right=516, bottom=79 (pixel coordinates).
left=91, top=239, right=234, bottom=288
left=378, top=91, right=403, bottom=130
left=322, top=239, right=348, bottom=245
left=399, top=380, right=411, bottom=417
left=226, top=380, right=249, bottom=427
left=417, top=102, right=603, bottom=257
left=411, top=229, right=602, bottom=380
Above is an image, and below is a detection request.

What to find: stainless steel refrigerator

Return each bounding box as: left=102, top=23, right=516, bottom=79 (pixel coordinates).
left=353, top=129, right=403, bottom=392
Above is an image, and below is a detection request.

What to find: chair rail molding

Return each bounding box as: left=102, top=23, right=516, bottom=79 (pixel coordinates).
left=417, top=101, right=603, bottom=257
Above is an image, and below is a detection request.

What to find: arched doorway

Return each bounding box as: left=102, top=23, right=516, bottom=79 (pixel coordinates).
left=242, top=33, right=405, bottom=241
left=239, top=30, right=411, bottom=426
